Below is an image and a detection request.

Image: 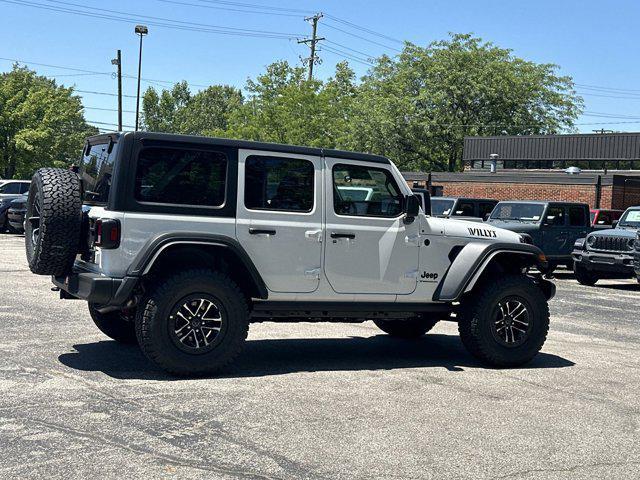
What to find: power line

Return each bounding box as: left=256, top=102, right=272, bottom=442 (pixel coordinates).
left=194, top=0, right=311, bottom=14
left=323, top=13, right=404, bottom=45
left=84, top=106, right=136, bottom=114
left=75, top=89, right=137, bottom=99
left=325, top=40, right=375, bottom=60
left=322, top=46, right=375, bottom=67
left=576, top=83, right=640, bottom=94
left=155, top=0, right=303, bottom=18
left=321, top=22, right=402, bottom=53
left=87, top=120, right=136, bottom=129
left=2, top=0, right=302, bottom=39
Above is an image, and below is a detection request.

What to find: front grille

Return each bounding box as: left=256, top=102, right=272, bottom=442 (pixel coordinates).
left=589, top=235, right=633, bottom=253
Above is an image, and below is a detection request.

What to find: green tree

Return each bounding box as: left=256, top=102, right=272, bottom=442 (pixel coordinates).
left=142, top=82, right=243, bottom=135
left=351, top=34, right=583, bottom=171
left=0, top=65, right=97, bottom=179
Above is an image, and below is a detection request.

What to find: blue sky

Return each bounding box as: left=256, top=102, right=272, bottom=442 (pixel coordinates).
left=2, top=0, right=640, bottom=133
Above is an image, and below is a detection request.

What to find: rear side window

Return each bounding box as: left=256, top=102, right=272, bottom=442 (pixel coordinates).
left=244, top=156, right=314, bottom=212
left=80, top=142, right=119, bottom=205
left=333, top=164, right=403, bottom=217
left=569, top=206, right=586, bottom=226
left=135, top=147, right=227, bottom=207
left=453, top=201, right=474, bottom=217
left=479, top=202, right=496, bottom=218
left=545, top=206, right=566, bottom=226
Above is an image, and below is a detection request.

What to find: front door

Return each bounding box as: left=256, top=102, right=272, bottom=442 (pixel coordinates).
left=323, top=159, right=420, bottom=295
left=236, top=150, right=323, bottom=293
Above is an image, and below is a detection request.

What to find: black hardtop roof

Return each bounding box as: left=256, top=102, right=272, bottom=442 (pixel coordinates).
left=433, top=196, right=498, bottom=202
left=496, top=200, right=590, bottom=207
left=87, top=131, right=391, bottom=165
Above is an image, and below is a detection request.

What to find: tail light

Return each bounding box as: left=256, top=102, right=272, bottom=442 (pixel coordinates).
left=94, top=219, right=121, bottom=249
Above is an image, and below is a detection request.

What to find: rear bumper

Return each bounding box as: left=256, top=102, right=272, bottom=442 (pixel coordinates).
left=52, top=271, right=138, bottom=306
left=572, top=249, right=635, bottom=275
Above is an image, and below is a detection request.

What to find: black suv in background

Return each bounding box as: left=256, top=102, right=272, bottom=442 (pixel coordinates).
left=573, top=206, right=640, bottom=285
left=487, top=201, right=591, bottom=271
left=430, top=196, right=497, bottom=221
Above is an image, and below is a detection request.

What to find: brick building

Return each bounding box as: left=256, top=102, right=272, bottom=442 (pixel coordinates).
left=404, top=132, right=640, bottom=210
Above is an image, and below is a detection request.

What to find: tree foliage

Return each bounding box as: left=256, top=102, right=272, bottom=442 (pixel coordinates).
left=0, top=65, right=97, bottom=179
left=142, top=81, right=243, bottom=135
left=141, top=33, right=582, bottom=172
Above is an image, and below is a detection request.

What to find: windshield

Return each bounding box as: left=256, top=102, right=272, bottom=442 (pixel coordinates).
left=618, top=209, right=640, bottom=228
left=79, top=140, right=119, bottom=205
left=490, top=202, right=545, bottom=222
left=430, top=198, right=455, bottom=216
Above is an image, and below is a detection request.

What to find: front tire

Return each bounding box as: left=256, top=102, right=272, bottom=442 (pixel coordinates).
left=574, top=263, right=598, bottom=286
left=89, top=304, right=137, bottom=344
left=136, top=269, right=249, bottom=376
left=374, top=315, right=439, bottom=338
left=458, top=275, right=550, bottom=367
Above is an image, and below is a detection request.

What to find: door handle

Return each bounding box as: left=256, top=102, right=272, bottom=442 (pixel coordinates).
left=249, top=228, right=276, bottom=236
left=305, top=229, right=323, bottom=242
left=331, top=232, right=356, bottom=239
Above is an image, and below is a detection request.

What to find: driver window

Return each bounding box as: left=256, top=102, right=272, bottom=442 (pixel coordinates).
left=453, top=201, right=474, bottom=216
left=333, top=164, right=403, bottom=217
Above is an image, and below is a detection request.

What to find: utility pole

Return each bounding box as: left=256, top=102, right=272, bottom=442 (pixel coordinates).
left=111, top=50, right=123, bottom=131
left=298, top=13, right=324, bottom=81
left=134, top=25, right=149, bottom=132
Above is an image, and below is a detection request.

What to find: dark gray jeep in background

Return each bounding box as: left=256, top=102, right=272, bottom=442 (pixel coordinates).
left=487, top=201, right=591, bottom=272
left=430, top=196, right=497, bottom=222
left=572, top=206, right=640, bottom=285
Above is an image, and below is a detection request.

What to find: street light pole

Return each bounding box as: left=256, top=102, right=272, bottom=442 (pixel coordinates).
left=134, top=25, right=148, bottom=132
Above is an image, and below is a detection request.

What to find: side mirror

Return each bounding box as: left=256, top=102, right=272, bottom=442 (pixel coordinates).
left=404, top=194, right=420, bottom=221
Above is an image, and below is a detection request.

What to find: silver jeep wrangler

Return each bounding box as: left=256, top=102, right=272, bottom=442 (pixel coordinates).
left=25, top=132, right=555, bottom=376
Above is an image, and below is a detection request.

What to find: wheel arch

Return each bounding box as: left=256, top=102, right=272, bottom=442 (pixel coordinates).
left=128, top=233, right=268, bottom=300
left=433, top=242, right=548, bottom=302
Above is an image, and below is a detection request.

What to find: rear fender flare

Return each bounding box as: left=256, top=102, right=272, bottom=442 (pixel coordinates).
left=127, top=232, right=268, bottom=299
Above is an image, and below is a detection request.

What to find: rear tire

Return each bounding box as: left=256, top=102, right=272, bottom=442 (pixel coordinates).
left=374, top=315, right=439, bottom=338
left=574, top=263, right=599, bottom=286
left=136, top=269, right=249, bottom=377
left=89, top=304, right=137, bottom=344
left=25, top=168, right=82, bottom=276
left=458, top=275, right=550, bottom=367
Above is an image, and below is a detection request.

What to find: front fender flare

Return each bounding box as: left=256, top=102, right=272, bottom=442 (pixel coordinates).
left=433, top=242, right=546, bottom=302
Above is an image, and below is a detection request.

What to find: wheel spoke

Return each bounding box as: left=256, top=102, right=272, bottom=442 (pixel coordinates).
left=172, top=297, right=223, bottom=351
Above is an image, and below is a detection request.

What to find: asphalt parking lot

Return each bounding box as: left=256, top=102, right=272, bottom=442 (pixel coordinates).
left=0, top=234, right=639, bottom=479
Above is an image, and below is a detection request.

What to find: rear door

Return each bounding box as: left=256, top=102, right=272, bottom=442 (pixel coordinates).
left=323, top=158, right=420, bottom=295
left=236, top=150, right=323, bottom=294
left=542, top=204, right=568, bottom=257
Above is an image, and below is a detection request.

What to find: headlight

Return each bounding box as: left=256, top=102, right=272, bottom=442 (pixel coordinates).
left=628, top=238, right=636, bottom=250
left=587, top=235, right=597, bottom=247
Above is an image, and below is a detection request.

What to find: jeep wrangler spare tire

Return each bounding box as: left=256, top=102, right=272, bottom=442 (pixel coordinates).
left=25, top=168, right=82, bottom=276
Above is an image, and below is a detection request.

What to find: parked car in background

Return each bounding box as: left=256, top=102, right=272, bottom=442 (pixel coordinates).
left=590, top=208, right=623, bottom=229
left=7, top=194, right=28, bottom=233
left=572, top=206, right=640, bottom=285
left=0, top=181, right=30, bottom=232
left=429, top=196, right=497, bottom=221
left=487, top=201, right=591, bottom=272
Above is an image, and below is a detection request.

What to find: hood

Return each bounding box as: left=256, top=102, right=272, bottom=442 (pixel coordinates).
left=588, top=227, right=636, bottom=239
left=485, top=219, right=541, bottom=234
left=440, top=217, right=523, bottom=243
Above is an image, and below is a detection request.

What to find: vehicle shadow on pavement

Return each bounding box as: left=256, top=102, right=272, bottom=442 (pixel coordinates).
left=58, top=334, right=574, bottom=380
